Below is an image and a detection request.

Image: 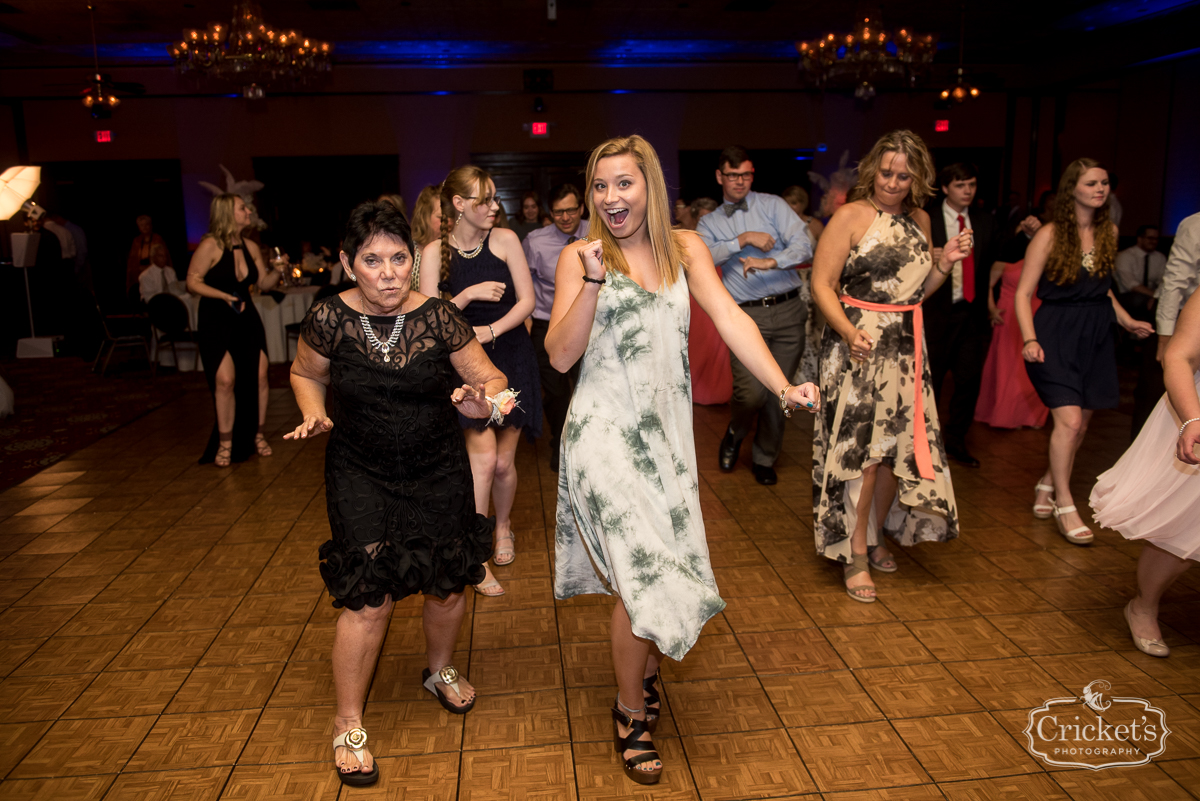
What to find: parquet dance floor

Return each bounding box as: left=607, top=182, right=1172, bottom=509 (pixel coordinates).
left=1, top=387, right=1199, bottom=799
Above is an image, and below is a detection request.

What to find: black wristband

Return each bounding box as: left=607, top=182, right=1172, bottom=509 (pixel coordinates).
left=581, top=275, right=606, bottom=285
left=1023, top=338, right=1038, bottom=346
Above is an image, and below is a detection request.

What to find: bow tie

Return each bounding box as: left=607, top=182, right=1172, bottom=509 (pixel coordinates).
left=723, top=199, right=748, bottom=217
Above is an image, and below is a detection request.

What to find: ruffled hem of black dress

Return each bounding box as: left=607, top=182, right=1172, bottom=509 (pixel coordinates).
left=318, top=514, right=495, bottom=610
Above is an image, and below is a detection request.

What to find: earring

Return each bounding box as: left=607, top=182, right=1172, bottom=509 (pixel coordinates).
left=456, top=210, right=464, bottom=225
left=348, top=273, right=357, bottom=282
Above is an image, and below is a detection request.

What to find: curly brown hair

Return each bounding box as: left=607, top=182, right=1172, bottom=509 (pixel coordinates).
left=1043, top=157, right=1116, bottom=286
left=438, top=165, right=493, bottom=298
left=846, top=130, right=936, bottom=213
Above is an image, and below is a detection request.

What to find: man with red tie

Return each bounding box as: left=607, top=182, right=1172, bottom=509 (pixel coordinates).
left=925, top=163, right=1000, bottom=468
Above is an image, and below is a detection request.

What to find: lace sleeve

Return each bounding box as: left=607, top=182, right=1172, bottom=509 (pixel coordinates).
left=301, top=298, right=339, bottom=357
left=431, top=299, right=476, bottom=353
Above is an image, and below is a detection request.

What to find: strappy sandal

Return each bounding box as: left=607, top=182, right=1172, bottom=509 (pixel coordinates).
left=493, top=531, right=516, bottom=566
left=1033, top=483, right=1055, bottom=519
left=643, top=672, right=661, bottom=733
left=473, top=574, right=506, bottom=597
left=1052, top=504, right=1094, bottom=545
left=422, top=665, right=476, bottom=715
left=255, top=432, right=273, bottom=457
left=332, top=727, right=379, bottom=787
left=612, top=698, right=662, bottom=785
left=214, top=440, right=232, bottom=468
left=843, top=553, right=877, bottom=603
left=867, top=545, right=898, bottom=573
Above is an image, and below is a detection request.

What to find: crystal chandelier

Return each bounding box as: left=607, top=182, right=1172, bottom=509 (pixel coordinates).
left=939, top=7, right=980, bottom=104
left=169, top=1, right=333, bottom=97
left=797, top=15, right=937, bottom=100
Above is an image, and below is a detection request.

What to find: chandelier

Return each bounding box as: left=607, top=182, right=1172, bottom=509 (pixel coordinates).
left=797, top=15, right=937, bottom=100
left=939, top=7, right=980, bottom=104
left=169, top=1, right=333, bottom=97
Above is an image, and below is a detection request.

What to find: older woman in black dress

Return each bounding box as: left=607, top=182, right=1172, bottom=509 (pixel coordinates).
left=286, top=201, right=508, bottom=786
left=186, top=193, right=282, bottom=466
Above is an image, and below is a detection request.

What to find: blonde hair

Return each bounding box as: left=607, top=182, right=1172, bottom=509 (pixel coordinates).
left=584, top=135, right=687, bottom=287
left=782, top=185, right=809, bottom=213
left=411, top=185, right=440, bottom=249
left=1044, top=157, right=1116, bottom=285
left=438, top=165, right=494, bottom=295
left=377, top=193, right=408, bottom=219
left=204, top=194, right=242, bottom=250
left=847, top=130, right=936, bottom=213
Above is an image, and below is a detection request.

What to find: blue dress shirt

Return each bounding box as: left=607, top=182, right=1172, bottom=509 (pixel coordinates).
left=696, top=191, right=814, bottom=304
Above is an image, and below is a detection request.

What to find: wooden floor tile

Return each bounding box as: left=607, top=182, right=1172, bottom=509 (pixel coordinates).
left=825, top=623, right=936, bottom=669
left=987, top=611, right=1109, bottom=656
left=125, top=709, right=259, bottom=771
left=891, top=712, right=1041, bottom=781
left=142, top=597, right=237, bottom=632
left=793, top=591, right=899, bottom=626
left=92, top=571, right=189, bottom=604
left=0, top=604, right=84, bottom=639
left=269, top=661, right=336, bottom=708
left=763, top=671, right=883, bottom=727
left=226, top=593, right=317, bottom=628
left=667, top=677, right=781, bottom=735
left=199, top=624, right=303, bottom=666
left=167, top=663, right=285, bottom=714
left=858, top=663, right=983, bottom=718
left=64, top=668, right=190, bottom=719
left=788, top=720, right=930, bottom=792
left=1049, top=763, right=1193, bottom=800
left=56, top=602, right=159, bottom=637
left=878, top=585, right=978, bottom=621
left=556, top=603, right=613, bottom=644
left=291, top=622, right=336, bottom=661
left=574, top=736, right=699, bottom=800
left=368, top=651, right=469, bottom=703
left=238, top=706, right=334, bottom=765
left=13, top=576, right=111, bottom=607
left=343, top=752, right=460, bottom=800
left=1033, top=652, right=1171, bottom=698
left=564, top=685, right=678, bottom=742
left=463, top=689, right=569, bottom=749
left=938, top=772, right=1071, bottom=800
left=470, top=644, right=563, bottom=694
left=907, top=618, right=1025, bottom=662
left=0, top=720, right=53, bottom=777
left=458, top=744, right=577, bottom=800
left=982, top=550, right=1079, bottom=580
left=470, top=606, right=558, bottom=651
left=173, top=567, right=262, bottom=599
left=562, top=641, right=616, bottom=689
left=948, top=581, right=1056, bottom=616
left=471, top=577, right=556, bottom=611
left=0, top=774, right=114, bottom=800
left=103, top=766, right=231, bottom=801
left=11, top=633, right=131, bottom=677
left=124, top=547, right=209, bottom=575
left=109, top=629, right=219, bottom=672
left=1126, top=644, right=1200, bottom=694
left=9, top=715, right=156, bottom=778
left=0, top=674, right=96, bottom=723
left=686, top=728, right=816, bottom=800
left=721, top=594, right=813, bottom=632
left=220, top=762, right=340, bottom=800
left=943, top=657, right=1071, bottom=711
left=51, top=548, right=140, bottom=579
left=659, top=634, right=754, bottom=681
left=711, top=566, right=790, bottom=597
left=738, top=628, right=846, bottom=675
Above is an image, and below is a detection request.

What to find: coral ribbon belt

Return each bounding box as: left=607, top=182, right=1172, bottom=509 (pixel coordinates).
left=839, top=295, right=935, bottom=481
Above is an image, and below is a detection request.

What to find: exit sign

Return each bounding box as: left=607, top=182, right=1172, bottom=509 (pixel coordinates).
left=934, top=119, right=950, bottom=132
left=530, top=121, right=548, bottom=138
left=95, top=130, right=112, bottom=142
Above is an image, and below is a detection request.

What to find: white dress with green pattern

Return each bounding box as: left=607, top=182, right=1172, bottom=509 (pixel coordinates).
left=554, top=270, right=726, bottom=661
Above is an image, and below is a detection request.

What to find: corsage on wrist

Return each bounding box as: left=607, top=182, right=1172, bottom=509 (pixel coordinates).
left=487, top=389, right=521, bottom=426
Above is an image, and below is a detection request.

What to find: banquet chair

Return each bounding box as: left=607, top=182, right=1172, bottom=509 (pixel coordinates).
left=93, top=296, right=151, bottom=377
left=147, top=293, right=200, bottom=376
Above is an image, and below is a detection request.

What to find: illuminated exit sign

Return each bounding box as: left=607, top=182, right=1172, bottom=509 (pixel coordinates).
left=95, top=130, right=113, bottom=142
left=934, top=119, right=950, bottom=132
left=531, top=122, right=548, bottom=138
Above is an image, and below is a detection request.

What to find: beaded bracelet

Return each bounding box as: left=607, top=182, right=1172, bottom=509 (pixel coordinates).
left=1179, top=418, right=1200, bottom=438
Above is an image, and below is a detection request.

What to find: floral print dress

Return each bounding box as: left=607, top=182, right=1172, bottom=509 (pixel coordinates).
left=554, top=270, right=725, bottom=661
left=812, top=208, right=959, bottom=562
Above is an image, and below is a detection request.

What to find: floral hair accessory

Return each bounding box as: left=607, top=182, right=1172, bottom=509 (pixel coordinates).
left=486, top=389, right=520, bottom=425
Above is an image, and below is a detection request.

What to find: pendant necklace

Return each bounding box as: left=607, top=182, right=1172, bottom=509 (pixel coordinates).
left=451, top=232, right=484, bottom=259
left=360, top=312, right=406, bottom=362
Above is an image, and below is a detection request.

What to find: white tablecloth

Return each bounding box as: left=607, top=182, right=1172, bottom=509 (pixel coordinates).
left=154, top=286, right=319, bottom=371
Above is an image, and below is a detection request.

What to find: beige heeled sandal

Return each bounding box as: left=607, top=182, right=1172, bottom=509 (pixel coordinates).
left=1051, top=504, right=1093, bottom=545
left=1032, top=483, right=1055, bottom=519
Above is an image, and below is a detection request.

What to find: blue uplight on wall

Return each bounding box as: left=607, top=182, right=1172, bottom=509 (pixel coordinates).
left=595, top=39, right=797, bottom=65
left=336, top=40, right=537, bottom=64
left=1056, top=0, right=1200, bottom=30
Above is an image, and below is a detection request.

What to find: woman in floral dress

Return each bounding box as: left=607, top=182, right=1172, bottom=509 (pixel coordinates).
left=811, top=130, right=972, bottom=603
left=544, top=135, right=819, bottom=785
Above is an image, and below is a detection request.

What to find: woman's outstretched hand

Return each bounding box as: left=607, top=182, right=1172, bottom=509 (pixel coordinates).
left=452, top=383, right=493, bottom=419
left=785, top=383, right=821, bottom=414
left=284, top=415, right=333, bottom=440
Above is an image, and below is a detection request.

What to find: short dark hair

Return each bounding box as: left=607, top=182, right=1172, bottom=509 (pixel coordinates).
left=718, top=145, right=751, bottom=171
left=341, top=200, right=413, bottom=264
left=550, top=183, right=583, bottom=207
left=1137, top=224, right=1160, bottom=238
left=938, top=163, right=978, bottom=188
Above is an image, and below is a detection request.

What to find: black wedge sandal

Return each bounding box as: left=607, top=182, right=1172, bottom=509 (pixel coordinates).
left=612, top=697, right=662, bottom=785
left=643, top=672, right=661, bottom=733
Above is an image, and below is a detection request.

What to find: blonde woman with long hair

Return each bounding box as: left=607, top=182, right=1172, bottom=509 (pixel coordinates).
left=409, top=185, right=443, bottom=290
left=419, top=166, right=541, bottom=596
left=545, top=135, right=818, bottom=785
left=186, top=193, right=283, bottom=466
left=1016, top=158, right=1153, bottom=544
left=811, top=130, right=972, bottom=603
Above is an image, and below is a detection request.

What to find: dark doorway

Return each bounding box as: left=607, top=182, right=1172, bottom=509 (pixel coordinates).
left=929, top=147, right=1006, bottom=210
left=251, top=155, right=401, bottom=256
left=471, top=152, right=589, bottom=223
left=679, top=149, right=817, bottom=212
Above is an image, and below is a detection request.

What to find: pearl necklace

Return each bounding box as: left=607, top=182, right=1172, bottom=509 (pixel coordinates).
left=359, top=312, right=406, bottom=363
left=451, top=232, right=484, bottom=259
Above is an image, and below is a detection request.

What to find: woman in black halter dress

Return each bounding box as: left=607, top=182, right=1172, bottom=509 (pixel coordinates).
left=186, top=193, right=283, bottom=466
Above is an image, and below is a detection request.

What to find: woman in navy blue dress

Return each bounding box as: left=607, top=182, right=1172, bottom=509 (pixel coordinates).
left=420, top=165, right=542, bottom=596
left=1014, top=158, right=1152, bottom=545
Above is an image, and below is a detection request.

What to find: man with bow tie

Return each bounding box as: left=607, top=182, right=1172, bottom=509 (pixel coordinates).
left=696, top=145, right=814, bottom=485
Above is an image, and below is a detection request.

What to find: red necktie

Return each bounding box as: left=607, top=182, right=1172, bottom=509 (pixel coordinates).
left=957, top=213, right=975, bottom=303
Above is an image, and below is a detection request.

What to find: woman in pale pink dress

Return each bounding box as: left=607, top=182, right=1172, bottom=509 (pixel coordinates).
left=975, top=260, right=1049, bottom=428
left=1091, top=288, right=1200, bottom=659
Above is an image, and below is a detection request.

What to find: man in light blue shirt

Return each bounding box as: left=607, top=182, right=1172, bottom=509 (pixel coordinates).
left=697, top=145, right=813, bottom=485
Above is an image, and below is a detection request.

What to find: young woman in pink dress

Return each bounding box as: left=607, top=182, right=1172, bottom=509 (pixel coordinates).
left=1091, top=286, right=1200, bottom=658
left=975, top=260, right=1049, bottom=428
